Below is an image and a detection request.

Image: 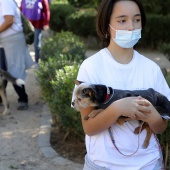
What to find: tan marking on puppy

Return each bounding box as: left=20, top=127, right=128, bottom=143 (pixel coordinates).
left=134, top=122, right=153, bottom=148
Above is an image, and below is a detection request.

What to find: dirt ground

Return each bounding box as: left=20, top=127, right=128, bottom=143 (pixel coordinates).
left=50, top=122, right=86, bottom=164
left=0, top=68, right=61, bottom=170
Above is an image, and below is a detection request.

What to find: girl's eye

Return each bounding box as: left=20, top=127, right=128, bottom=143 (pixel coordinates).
left=118, top=19, right=126, bottom=23
left=134, top=18, right=141, bottom=22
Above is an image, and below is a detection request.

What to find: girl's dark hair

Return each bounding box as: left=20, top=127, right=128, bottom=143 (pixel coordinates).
left=96, top=0, right=146, bottom=47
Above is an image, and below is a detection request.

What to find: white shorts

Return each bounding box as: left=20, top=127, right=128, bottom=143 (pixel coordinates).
left=83, top=155, right=164, bottom=170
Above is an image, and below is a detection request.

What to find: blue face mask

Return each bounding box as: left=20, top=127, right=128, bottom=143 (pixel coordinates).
left=109, top=24, right=141, bottom=48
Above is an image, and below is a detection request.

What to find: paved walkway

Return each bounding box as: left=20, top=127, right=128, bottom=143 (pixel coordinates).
left=0, top=49, right=169, bottom=170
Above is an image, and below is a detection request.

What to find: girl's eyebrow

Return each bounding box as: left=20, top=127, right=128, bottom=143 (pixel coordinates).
left=115, top=14, right=141, bottom=19
left=134, top=14, right=141, bottom=17
left=115, top=15, right=127, bottom=19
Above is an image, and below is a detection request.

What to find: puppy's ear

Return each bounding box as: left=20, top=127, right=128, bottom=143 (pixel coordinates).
left=83, top=88, right=95, bottom=98
left=75, top=80, right=84, bottom=85
left=75, top=80, right=80, bottom=85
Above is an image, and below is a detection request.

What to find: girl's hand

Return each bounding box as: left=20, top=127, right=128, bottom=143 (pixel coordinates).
left=135, top=102, right=167, bottom=134
left=43, top=25, right=49, bottom=30
left=80, top=96, right=165, bottom=136
left=111, top=96, right=151, bottom=119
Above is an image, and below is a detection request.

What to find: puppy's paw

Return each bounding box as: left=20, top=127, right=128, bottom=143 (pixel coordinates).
left=2, top=109, right=10, bottom=115
left=89, top=109, right=103, bottom=118
left=142, top=142, right=149, bottom=149
left=117, top=117, right=126, bottom=125
left=134, top=127, right=140, bottom=134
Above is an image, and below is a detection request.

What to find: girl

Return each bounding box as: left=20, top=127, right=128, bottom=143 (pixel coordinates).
left=73, top=0, right=169, bottom=169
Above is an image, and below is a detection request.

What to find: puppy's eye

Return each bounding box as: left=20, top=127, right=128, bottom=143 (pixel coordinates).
left=77, top=98, right=81, bottom=101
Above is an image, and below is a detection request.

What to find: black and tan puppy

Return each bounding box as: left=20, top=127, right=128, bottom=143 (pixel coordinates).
left=72, top=80, right=170, bottom=148
left=0, top=69, right=25, bottom=115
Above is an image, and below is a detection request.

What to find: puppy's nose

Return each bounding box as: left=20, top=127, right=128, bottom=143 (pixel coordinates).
left=72, top=102, right=75, bottom=106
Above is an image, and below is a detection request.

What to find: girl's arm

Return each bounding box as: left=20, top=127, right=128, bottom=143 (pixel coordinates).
left=80, top=97, right=151, bottom=136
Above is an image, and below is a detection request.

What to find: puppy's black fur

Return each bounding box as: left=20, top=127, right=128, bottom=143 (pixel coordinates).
left=72, top=80, right=170, bottom=148
left=77, top=82, right=170, bottom=119
left=73, top=81, right=170, bottom=148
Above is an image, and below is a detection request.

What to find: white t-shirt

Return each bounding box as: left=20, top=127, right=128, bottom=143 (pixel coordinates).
left=75, top=48, right=170, bottom=170
left=0, top=0, right=22, bottom=38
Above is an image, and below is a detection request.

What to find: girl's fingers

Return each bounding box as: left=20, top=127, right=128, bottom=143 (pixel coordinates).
left=135, top=96, right=151, bottom=106
left=137, top=104, right=151, bottom=113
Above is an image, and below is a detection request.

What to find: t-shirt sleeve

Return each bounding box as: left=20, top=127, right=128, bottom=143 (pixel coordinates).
left=155, top=67, right=170, bottom=101
left=1, top=1, right=15, bottom=16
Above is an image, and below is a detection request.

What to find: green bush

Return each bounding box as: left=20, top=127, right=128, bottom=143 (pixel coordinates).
left=66, top=8, right=97, bottom=37
left=165, top=73, right=170, bottom=86
left=37, top=62, right=84, bottom=137
left=138, top=15, right=170, bottom=49
left=51, top=65, right=84, bottom=136
left=49, top=4, right=75, bottom=32
left=48, top=2, right=170, bottom=50
left=37, top=31, right=86, bottom=138
left=157, top=73, right=170, bottom=169
left=67, top=0, right=100, bottom=8
left=159, top=43, right=170, bottom=61
left=158, top=122, right=170, bottom=169
left=51, top=0, right=68, bottom=4
left=142, top=0, right=170, bottom=15
left=41, top=31, right=86, bottom=62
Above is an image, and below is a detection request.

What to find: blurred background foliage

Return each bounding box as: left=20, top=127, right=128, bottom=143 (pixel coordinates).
left=49, top=0, right=170, bottom=53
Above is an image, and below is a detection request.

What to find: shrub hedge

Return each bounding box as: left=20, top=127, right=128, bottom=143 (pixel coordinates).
left=41, top=31, right=86, bottom=61
left=67, top=0, right=100, bottom=8
left=139, top=15, right=170, bottom=49
left=159, top=72, right=170, bottom=169
left=49, top=4, right=75, bottom=32
left=37, top=31, right=86, bottom=138
left=49, top=3, right=170, bottom=50
left=142, top=0, right=170, bottom=15
left=159, top=43, right=170, bottom=61
left=66, top=8, right=97, bottom=37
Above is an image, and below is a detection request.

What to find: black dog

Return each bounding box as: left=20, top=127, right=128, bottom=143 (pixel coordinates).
left=0, top=69, right=25, bottom=115
left=72, top=80, right=170, bottom=148
left=73, top=81, right=170, bottom=119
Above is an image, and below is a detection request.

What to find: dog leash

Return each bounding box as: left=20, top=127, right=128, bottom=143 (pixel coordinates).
left=108, top=121, right=144, bottom=156
left=154, top=134, right=165, bottom=170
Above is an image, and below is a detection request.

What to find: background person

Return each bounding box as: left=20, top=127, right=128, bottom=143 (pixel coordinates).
left=20, top=0, right=50, bottom=68
left=0, top=0, right=34, bottom=110
left=72, top=0, right=170, bottom=169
